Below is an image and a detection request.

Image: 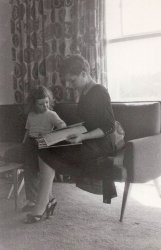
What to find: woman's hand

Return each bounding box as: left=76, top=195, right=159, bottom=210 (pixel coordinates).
left=66, top=128, right=105, bottom=144
left=66, top=133, right=85, bottom=144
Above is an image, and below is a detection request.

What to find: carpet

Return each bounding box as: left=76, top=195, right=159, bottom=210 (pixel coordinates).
left=0, top=178, right=161, bottom=250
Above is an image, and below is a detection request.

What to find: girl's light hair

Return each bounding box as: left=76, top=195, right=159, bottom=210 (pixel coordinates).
left=25, top=86, right=54, bottom=114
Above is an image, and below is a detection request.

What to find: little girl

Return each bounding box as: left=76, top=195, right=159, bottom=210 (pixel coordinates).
left=22, top=85, right=66, bottom=212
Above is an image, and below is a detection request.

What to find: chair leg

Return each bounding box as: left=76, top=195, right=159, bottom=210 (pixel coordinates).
left=120, top=181, right=131, bottom=222
left=153, top=178, right=161, bottom=197
left=13, top=169, right=18, bottom=211
left=7, top=184, right=14, bottom=199
left=18, top=177, right=24, bottom=195
left=7, top=170, right=24, bottom=199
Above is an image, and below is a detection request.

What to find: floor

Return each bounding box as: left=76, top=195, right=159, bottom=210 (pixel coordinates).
left=0, top=176, right=161, bottom=250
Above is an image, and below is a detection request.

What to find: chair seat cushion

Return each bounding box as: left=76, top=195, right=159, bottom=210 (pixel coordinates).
left=0, top=142, right=24, bottom=174
left=0, top=142, right=19, bottom=155
left=0, top=142, right=24, bottom=164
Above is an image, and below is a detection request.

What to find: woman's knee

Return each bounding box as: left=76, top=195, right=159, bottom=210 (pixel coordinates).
left=38, top=157, right=55, bottom=175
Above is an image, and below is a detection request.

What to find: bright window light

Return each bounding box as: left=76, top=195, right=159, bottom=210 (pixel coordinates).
left=105, top=0, right=161, bottom=101
left=116, top=182, right=161, bottom=208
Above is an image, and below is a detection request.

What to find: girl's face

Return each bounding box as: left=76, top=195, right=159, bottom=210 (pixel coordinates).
left=35, top=97, right=50, bottom=113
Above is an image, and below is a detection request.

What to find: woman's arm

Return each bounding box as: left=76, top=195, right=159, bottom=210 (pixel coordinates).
left=78, top=85, right=115, bottom=137
left=67, top=86, right=115, bottom=144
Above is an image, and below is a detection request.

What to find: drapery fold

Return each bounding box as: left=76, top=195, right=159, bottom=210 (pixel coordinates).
left=10, top=0, right=107, bottom=103
left=75, top=0, right=107, bottom=86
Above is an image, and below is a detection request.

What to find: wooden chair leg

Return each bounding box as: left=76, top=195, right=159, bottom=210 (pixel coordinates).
left=13, top=169, right=18, bottom=211
left=18, top=177, right=24, bottom=195
left=153, top=178, right=161, bottom=197
left=7, top=184, right=14, bottom=199
left=7, top=170, right=24, bottom=199
left=120, top=181, right=131, bottom=222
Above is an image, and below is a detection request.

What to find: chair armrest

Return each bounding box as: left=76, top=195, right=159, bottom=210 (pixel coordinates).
left=124, top=134, right=161, bottom=183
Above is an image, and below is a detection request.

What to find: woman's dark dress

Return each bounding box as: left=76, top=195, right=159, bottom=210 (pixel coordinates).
left=39, top=85, right=117, bottom=203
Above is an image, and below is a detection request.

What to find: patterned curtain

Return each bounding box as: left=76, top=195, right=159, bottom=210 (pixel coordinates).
left=75, top=0, right=107, bottom=86
left=10, top=0, right=107, bottom=104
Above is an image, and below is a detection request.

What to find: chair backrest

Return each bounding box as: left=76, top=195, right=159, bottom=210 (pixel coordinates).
left=112, top=102, right=160, bottom=141
left=55, top=102, right=161, bottom=142
left=0, top=102, right=160, bottom=143
left=0, top=104, right=25, bottom=143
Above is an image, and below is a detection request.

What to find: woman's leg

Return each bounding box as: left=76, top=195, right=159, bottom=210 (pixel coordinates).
left=31, top=157, right=55, bottom=215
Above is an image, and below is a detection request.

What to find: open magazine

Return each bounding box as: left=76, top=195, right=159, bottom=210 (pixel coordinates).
left=36, top=122, right=87, bottom=149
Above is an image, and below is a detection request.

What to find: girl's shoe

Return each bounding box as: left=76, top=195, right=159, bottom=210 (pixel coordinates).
left=46, top=198, right=57, bottom=218
left=24, top=199, right=57, bottom=224
left=21, top=202, right=35, bottom=212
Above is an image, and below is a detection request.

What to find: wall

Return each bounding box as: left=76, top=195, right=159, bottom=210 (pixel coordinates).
left=0, top=1, right=14, bottom=104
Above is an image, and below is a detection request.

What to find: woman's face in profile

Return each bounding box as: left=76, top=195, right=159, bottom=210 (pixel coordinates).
left=65, top=72, right=86, bottom=91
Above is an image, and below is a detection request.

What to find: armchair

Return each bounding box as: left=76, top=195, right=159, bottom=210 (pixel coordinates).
left=112, top=102, right=161, bottom=221
left=55, top=101, right=161, bottom=221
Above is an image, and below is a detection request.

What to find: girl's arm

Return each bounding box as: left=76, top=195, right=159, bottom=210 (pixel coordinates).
left=22, top=130, right=29, bottom=144
left=51, top=111, right=67, bottom=130
left=56, top=120, right=67, bottom=129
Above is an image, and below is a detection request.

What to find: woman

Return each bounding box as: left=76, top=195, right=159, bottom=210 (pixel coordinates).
left=25, top=54, right=118, bottom=224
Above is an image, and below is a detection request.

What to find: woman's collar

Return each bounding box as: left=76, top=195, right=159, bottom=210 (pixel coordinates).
left=82, top=80, right=96, bottom=95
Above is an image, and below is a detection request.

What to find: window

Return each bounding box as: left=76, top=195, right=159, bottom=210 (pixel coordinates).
left=106, top=0, right=161, bottom=101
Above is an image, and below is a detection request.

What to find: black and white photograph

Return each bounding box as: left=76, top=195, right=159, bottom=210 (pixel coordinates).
left=0, top=0, right=161, bottom=249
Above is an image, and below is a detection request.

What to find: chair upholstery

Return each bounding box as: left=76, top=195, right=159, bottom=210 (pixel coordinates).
left=112, top=102, right=161, bottom=182
left=0, top=104, right=25, bottom=143
left=0, top=104, right=25, bottom=209
left=112, top=102, right=160, bottom=141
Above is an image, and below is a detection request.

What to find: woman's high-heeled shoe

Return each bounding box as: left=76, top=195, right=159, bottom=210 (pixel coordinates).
left=24, top=198, right=57, bottom=224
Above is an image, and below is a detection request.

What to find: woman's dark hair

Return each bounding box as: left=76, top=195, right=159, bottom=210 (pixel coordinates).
left=25, top=86, right=54, bottom=114
left=59, top=54, right=90, bottom=78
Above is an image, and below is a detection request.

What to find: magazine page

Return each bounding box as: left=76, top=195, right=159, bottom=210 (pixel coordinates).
left=44, top=125, right=87, bottom=146
left=36, top=123, right=87, bottom=148
left=37, top=140, right=82, bottom=149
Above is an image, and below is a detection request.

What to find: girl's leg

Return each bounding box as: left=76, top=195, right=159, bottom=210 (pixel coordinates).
left=23, top=138, right=40, bottom=206
left=31, top=157, right=55, bottom=215
left=23, top=163, right=39, bottom=204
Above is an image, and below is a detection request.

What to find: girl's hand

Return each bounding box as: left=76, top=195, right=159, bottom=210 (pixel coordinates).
left=66, top=133, right=85, bottom=144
